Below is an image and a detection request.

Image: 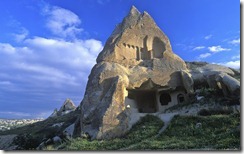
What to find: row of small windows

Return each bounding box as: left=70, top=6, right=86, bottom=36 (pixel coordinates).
left=159, top=93, right=185, bottom=106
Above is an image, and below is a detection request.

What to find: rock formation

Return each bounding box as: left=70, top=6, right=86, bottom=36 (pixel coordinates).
left=59, top=98, right=76, bottom=113
left=79, top=6, right=194, bottom=139
left=49, top=98, right=76, bottom=118
left=186, top=62, right=240, bottom=98
left=79, top=6, right=240, bottom=140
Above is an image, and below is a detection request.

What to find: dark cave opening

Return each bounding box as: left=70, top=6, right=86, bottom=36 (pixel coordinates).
left=128, top=89, right=158, bottom=113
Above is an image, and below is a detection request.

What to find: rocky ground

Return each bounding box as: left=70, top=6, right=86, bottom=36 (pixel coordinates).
left=0, top=134, right=17, bottom=150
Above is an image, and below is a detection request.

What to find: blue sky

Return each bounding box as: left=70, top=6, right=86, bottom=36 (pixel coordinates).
left=0, top=0, right=240, bottom=119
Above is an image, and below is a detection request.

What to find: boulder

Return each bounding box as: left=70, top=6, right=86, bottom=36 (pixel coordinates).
left=63, top=123, right=75, bottom=138
left=187, top=61, right=240, bottom=98
left=216, top=73, right=240, bottom=96
left=52, top=136, right=62, bottom=144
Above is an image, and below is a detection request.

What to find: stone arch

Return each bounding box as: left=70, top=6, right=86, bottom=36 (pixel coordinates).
left=152, top=37, right=165, bottom=58
left=159, top=93, right=171, bottom=106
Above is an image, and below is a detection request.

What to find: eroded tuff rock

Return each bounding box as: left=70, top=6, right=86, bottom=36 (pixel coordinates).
left=80, top=6, right=192, bottom=139
left=49, top=98, right=76, bottom=118
left=186, top=62, right=240, bottom=97
left=79, top=6, right=240, bottom=140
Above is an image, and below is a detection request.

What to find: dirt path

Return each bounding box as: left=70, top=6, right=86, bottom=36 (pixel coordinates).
left=156, top=113, right=177, bottom=136
left=119, top=113, right=177, bottom=150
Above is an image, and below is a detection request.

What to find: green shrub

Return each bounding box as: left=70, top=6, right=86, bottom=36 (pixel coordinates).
left=12, top=134, right=41, bottom=150
left=198, top=106, right=233, bottom=116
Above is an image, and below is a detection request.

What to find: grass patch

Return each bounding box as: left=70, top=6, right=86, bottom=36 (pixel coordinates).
left=154, top=114, right=240, bottom=150
left=58, top=115, right=164, bottom=150
left=55, top=113, right=240, bottom=150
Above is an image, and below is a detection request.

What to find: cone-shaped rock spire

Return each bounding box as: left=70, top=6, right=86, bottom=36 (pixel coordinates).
left=80, top=6, right=188, bottom=140
left=97, top=6, right=177, bottom=65
left=129, top=5, right=140, bottom=15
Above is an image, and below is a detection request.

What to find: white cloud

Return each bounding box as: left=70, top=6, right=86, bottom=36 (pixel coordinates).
left=219, top=60, right=240, bottom=69
left=13, top=62, right=77, bottom=85
left=231, top=55, right=240, bottom=60
left=228, top=38, right=240, bottom=45
left=24, top=37, right=103, bottom=68
left=0, top=5, right=104, bottom=119
left=0, top=43, right=16, bottom=54
left=1, top=36, right=103, bottom=87
left=208, top=45, right=231, bottom=53
left=204, top=35, right=212, bottom=40
left=43, top=5, right=83, bottom=38
left=13, top=27, right=29, bottom=42
left=83, top=39, right=104, bottom=55
left=0, top=36, right=103, bottom=118
left=193, top=46, right=205, bottom=51
left=199, top=53, right=211, bottom=59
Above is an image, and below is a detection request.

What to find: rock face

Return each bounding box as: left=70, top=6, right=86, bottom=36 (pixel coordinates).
left=59, top=98, right=76, bottom=112
left=79, top=6, right=194, bottom=139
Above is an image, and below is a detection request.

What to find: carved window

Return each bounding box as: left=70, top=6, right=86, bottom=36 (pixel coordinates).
left=160, top=93, right=171, bottom=106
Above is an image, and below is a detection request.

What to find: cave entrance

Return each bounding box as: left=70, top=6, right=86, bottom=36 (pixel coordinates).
left=127, top=89, right=158, bottom=113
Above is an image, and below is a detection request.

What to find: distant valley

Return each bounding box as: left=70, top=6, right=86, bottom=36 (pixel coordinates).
left=0, top=119, right=43, bottom=132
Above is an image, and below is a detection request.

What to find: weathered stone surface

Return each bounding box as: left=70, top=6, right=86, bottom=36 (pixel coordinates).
left=180, top=70, right=194, bottom=94
left=97, top=6, right=185, bottom=68
left=59, top=98, right=76, bottom=112
left=64, top=123, right=75, bottom=138
left=216, top=73, right=240, bottom=96
left=187, top=61, right=240, bottom=98
left=52, top=136, right=62, bottom=144
left=0, top=134, right=17, bottom=150
left=49, top=108, right=58, bottom=118
left=49, top=99, right=77, bottom=118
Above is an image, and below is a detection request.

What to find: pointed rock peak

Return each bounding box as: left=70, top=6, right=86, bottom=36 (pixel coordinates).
left=129, top=5, right=140, bottom=15
left=59, top=98, right=76, bottom=112
left=63, top=98, right=75, bottom=106
left=142, top=11, right=150, bottom=17
left=120, top=5, right=141, bottom=31
left=141, top=11, right=155, bottom=23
